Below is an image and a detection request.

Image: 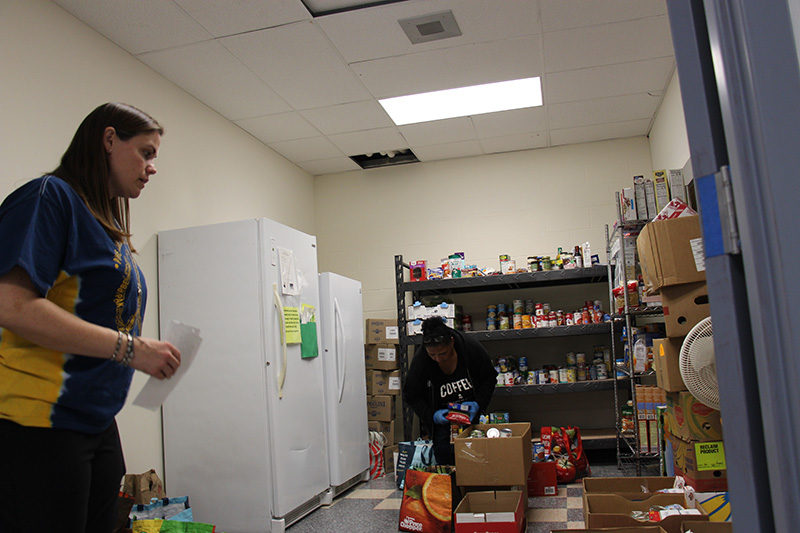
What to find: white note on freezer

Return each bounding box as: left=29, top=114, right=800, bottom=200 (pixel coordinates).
left=132, top=321, right=203, bottom=410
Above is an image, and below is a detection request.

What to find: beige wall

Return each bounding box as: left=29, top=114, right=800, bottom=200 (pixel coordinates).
left=1, top=0, right=315, bottom=478
left=314, top=137, right=655, bottom=318
left=649, top=69, right=691, bottom=172
left=2, top=0, right=690, bottom=482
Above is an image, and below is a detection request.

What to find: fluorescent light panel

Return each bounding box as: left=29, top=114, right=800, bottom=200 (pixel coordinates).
left=379, top=77, right=542, bottom=126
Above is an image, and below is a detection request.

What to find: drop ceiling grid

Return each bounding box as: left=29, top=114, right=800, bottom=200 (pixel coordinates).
left=171, top=0, right=311, bottom=38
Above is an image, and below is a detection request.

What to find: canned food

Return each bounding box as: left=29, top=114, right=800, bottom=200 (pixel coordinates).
left=549, top=369, right=559, bottom=384
left=513, top=299, right=524, bottom=314
left=576, top=352, right=586, bottom=364
left=566, top=312, right=575, bottom=326
left=527, top=371, right=536, bottom=384
left=487, top=317, right=496, bottom=331
left=535, top=303, right=544, bottom=316
left=576, top=366, right=586, bottom=381
left=462, top=315, right=472, bottom=331
left=486, top=427, right=501, bottom=438
left=565, top=352, right=576, bottom=366
left=504, top=372, right=514, bottom=386
left=518, top=357, right=528, bottom=372
left=500, top=428, right=513, bottom=438
left=596, top=362, right=608, bottom=379
left=486, top=305, right=497, bottom=318
left=471, top=429, right=486, bottom=438
left=521, top=314, right=532, bottom=328
left=513, top=314, right=523, bottom=329
left=543, top=303, right=551, bottom=314
left=558, top=367, right=569, bottom=383
left=537, top=370, right=548, bottom=384
left=525, top=300, right=535, bottom=315
left=499, top=316, right=510, bottom=330
left=498, top=357, right=508, bottom=372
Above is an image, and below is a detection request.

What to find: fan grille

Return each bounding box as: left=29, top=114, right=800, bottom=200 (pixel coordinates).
left=679, top=317, right=720, bottom=410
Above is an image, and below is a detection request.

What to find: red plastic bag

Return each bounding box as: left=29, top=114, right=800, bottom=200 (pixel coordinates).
left=539, top=426, right=591, bottom=483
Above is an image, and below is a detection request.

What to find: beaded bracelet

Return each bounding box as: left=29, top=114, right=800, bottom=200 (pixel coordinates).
left=110, top=330, right=123, bottom=362
left=120, top=332, right=135, bottom=367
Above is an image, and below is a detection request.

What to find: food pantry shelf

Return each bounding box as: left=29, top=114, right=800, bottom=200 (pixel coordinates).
left=405, top=322, right=611, bottom=344
left=493, top=377, right=629, bottom=396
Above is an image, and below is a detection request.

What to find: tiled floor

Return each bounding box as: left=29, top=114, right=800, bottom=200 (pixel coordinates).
left=287, top=454, right=630, bottom=532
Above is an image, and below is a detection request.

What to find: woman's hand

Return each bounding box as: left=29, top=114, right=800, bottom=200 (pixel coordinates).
left=129, top=337, right=181, bottom=379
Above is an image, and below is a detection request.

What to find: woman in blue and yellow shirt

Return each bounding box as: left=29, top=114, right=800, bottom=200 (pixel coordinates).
left=0, top=103, right=182, bottom=533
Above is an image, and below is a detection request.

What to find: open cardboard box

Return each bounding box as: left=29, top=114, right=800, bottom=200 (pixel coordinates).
left=454, top=423, right=532, bottom=487
left=581, top=477, right=682, bottom=524
left=550, top=526, right=666, bottom=533
left=585, top=493, right=708, bottom=533
left=454, top=490, right=525, bottom=533
left=680, top=522, right=732, bottom=532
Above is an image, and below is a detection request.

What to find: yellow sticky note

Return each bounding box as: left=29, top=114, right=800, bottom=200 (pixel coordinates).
left=695, top=441, right=726, bottom=471
left=283, top=306, right=301, bottom=344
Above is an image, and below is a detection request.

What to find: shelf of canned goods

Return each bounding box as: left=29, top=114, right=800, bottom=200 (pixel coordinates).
left=394, top=254, right=615, bottom=443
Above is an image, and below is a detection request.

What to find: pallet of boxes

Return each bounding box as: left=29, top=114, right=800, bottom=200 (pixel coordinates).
left=365, top=318, right=401, bottom=479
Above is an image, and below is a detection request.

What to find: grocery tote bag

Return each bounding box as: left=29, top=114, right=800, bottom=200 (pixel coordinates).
left=398, top=466, right=455, bottom=533
left=395, top=439, right=436, bottom=489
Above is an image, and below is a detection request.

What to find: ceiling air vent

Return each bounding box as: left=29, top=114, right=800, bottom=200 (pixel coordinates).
left=399, top=10, right=461, bottom=44
left=349, top=149, right=419, bottom=169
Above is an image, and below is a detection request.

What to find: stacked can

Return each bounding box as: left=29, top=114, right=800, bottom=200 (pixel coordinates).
left=576, top=352, right=587, bottom=381
left=486, top=305, right=497, bottom=330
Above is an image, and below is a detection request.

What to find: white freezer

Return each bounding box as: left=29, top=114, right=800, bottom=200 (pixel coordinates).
left=158, top=218, right=329, bottom=533
left=318, top=272, right=370, bottom=495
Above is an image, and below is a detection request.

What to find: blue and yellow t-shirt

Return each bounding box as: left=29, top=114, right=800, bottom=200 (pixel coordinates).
left=0, top=176, right=144, bottom=433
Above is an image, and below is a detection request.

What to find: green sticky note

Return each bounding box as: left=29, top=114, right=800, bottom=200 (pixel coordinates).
left=695, top=441, right=727, bottom=471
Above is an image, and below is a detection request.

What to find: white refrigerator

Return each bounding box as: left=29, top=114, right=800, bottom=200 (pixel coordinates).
left=318, top=272, right=370, bottom=496
left=158, top=218, right=330, bottom=533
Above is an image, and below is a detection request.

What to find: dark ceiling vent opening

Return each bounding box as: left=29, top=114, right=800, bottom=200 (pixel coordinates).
left=350, top=149, right=419, bottom=169
left=399, top=10, right=461, bottom=44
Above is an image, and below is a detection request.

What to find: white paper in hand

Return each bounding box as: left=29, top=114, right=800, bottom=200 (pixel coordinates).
left=132, top=321, right=202, bottom=410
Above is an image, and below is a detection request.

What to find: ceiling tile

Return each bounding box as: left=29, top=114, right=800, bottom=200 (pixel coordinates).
left=316, top=0, right=541, bottom=63
left=296, top=157, right=361, bottom=176
left=411, top=140, right=484, bottom=162
left=219, top=21, right=372, bottom=109
left=235, top=112, right=321, bottom=144
left=480, top=132, right=548, bottom=154
left=173, top=0, right=310, bottom=37
left=471, top=107, right=548, bottom=138
left=327, top=128, right=408, bottom=156
left=300, top=100, right=394, bottom=135
left=351, top=35, right=542, bottom=98
left=548, top=93, right=660, bottom=129
left=549, top=120, right=651, bottom=146
left=398, top=117, right=476, bottom=146
left=137, top=41, right=292, bottom=121
left=541, top=0, right=667, bottom=32
left=268, top=136, right=345, bottom=162
left=544, top=58, right=674, bottom=104
left=543, top=16, right=674, bottom=73
left=52, top=0, right=212, bottom=54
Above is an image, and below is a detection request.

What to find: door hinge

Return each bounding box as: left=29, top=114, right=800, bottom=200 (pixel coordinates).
left=717, top=165, right=741, bottom=255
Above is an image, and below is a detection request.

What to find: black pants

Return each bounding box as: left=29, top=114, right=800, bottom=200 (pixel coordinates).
left=0, top=419, right=125, bottom=533
left=432, top=423, right=455, bottom=465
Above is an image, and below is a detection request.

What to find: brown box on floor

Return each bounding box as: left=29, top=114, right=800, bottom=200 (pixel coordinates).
left=454, top=424, right=532, bottom=487
left=681, top=522, right=733, bottom=532
left=585, top=493, right=708, bottom=533
left=581, top=477, right=681, bottom=524
left=454, top=490, right=525, bottom=533
left=550, top=526, right=666, bottom=533
left=367, top=395, right=396, bottom=422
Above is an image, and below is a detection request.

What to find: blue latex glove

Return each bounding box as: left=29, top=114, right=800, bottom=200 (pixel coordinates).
left=433, top=409, right=449, bottom=425
left=462, top=401, right=480, bottom=423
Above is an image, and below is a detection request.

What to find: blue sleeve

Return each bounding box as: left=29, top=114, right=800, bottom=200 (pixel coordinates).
left=0, top=178, right=71, bottom=295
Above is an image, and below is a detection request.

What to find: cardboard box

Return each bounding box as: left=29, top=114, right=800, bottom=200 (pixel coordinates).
left=668, top=433, right=728, bottom=492
left=661, top=282, right=710, bottom=338
left=665, top=391, right=723, bottom=442
left=693, top=491, right=731, bottom=522
left=681, top=520, right=732, bottom=532
left=366, top=369, right=401, bottom=396
left=454, top=424, right=532, bottom=487
left=637, top=216, right=706, bottom=294
left=653, top=338, right=688, bottom=392
left=553, top=528, right=668, bottom=533
left=364, top=343, right=399, bottom=370
left=527, top=461, right=557, bottom=497
left=365, top=318, right=399, bottom=344
left=454, top=490, right=525, bottom=533
left=582, top=477, right=681, bottom=525
left=367, top=395, right=396, bottom=422
left=368, top=419, right=396, bottom=446
left=585, top=493, right=708, bottom=533
left=383, top=444, right=398, bottom=473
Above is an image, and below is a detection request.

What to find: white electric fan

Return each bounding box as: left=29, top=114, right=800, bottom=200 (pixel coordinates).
left=679, top=317, right=720, bottom=410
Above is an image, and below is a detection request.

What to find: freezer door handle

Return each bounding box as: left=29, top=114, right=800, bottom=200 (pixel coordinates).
left=334, top=297, right=347, bottom=403
left=273, top=283, right=288, bottom=399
